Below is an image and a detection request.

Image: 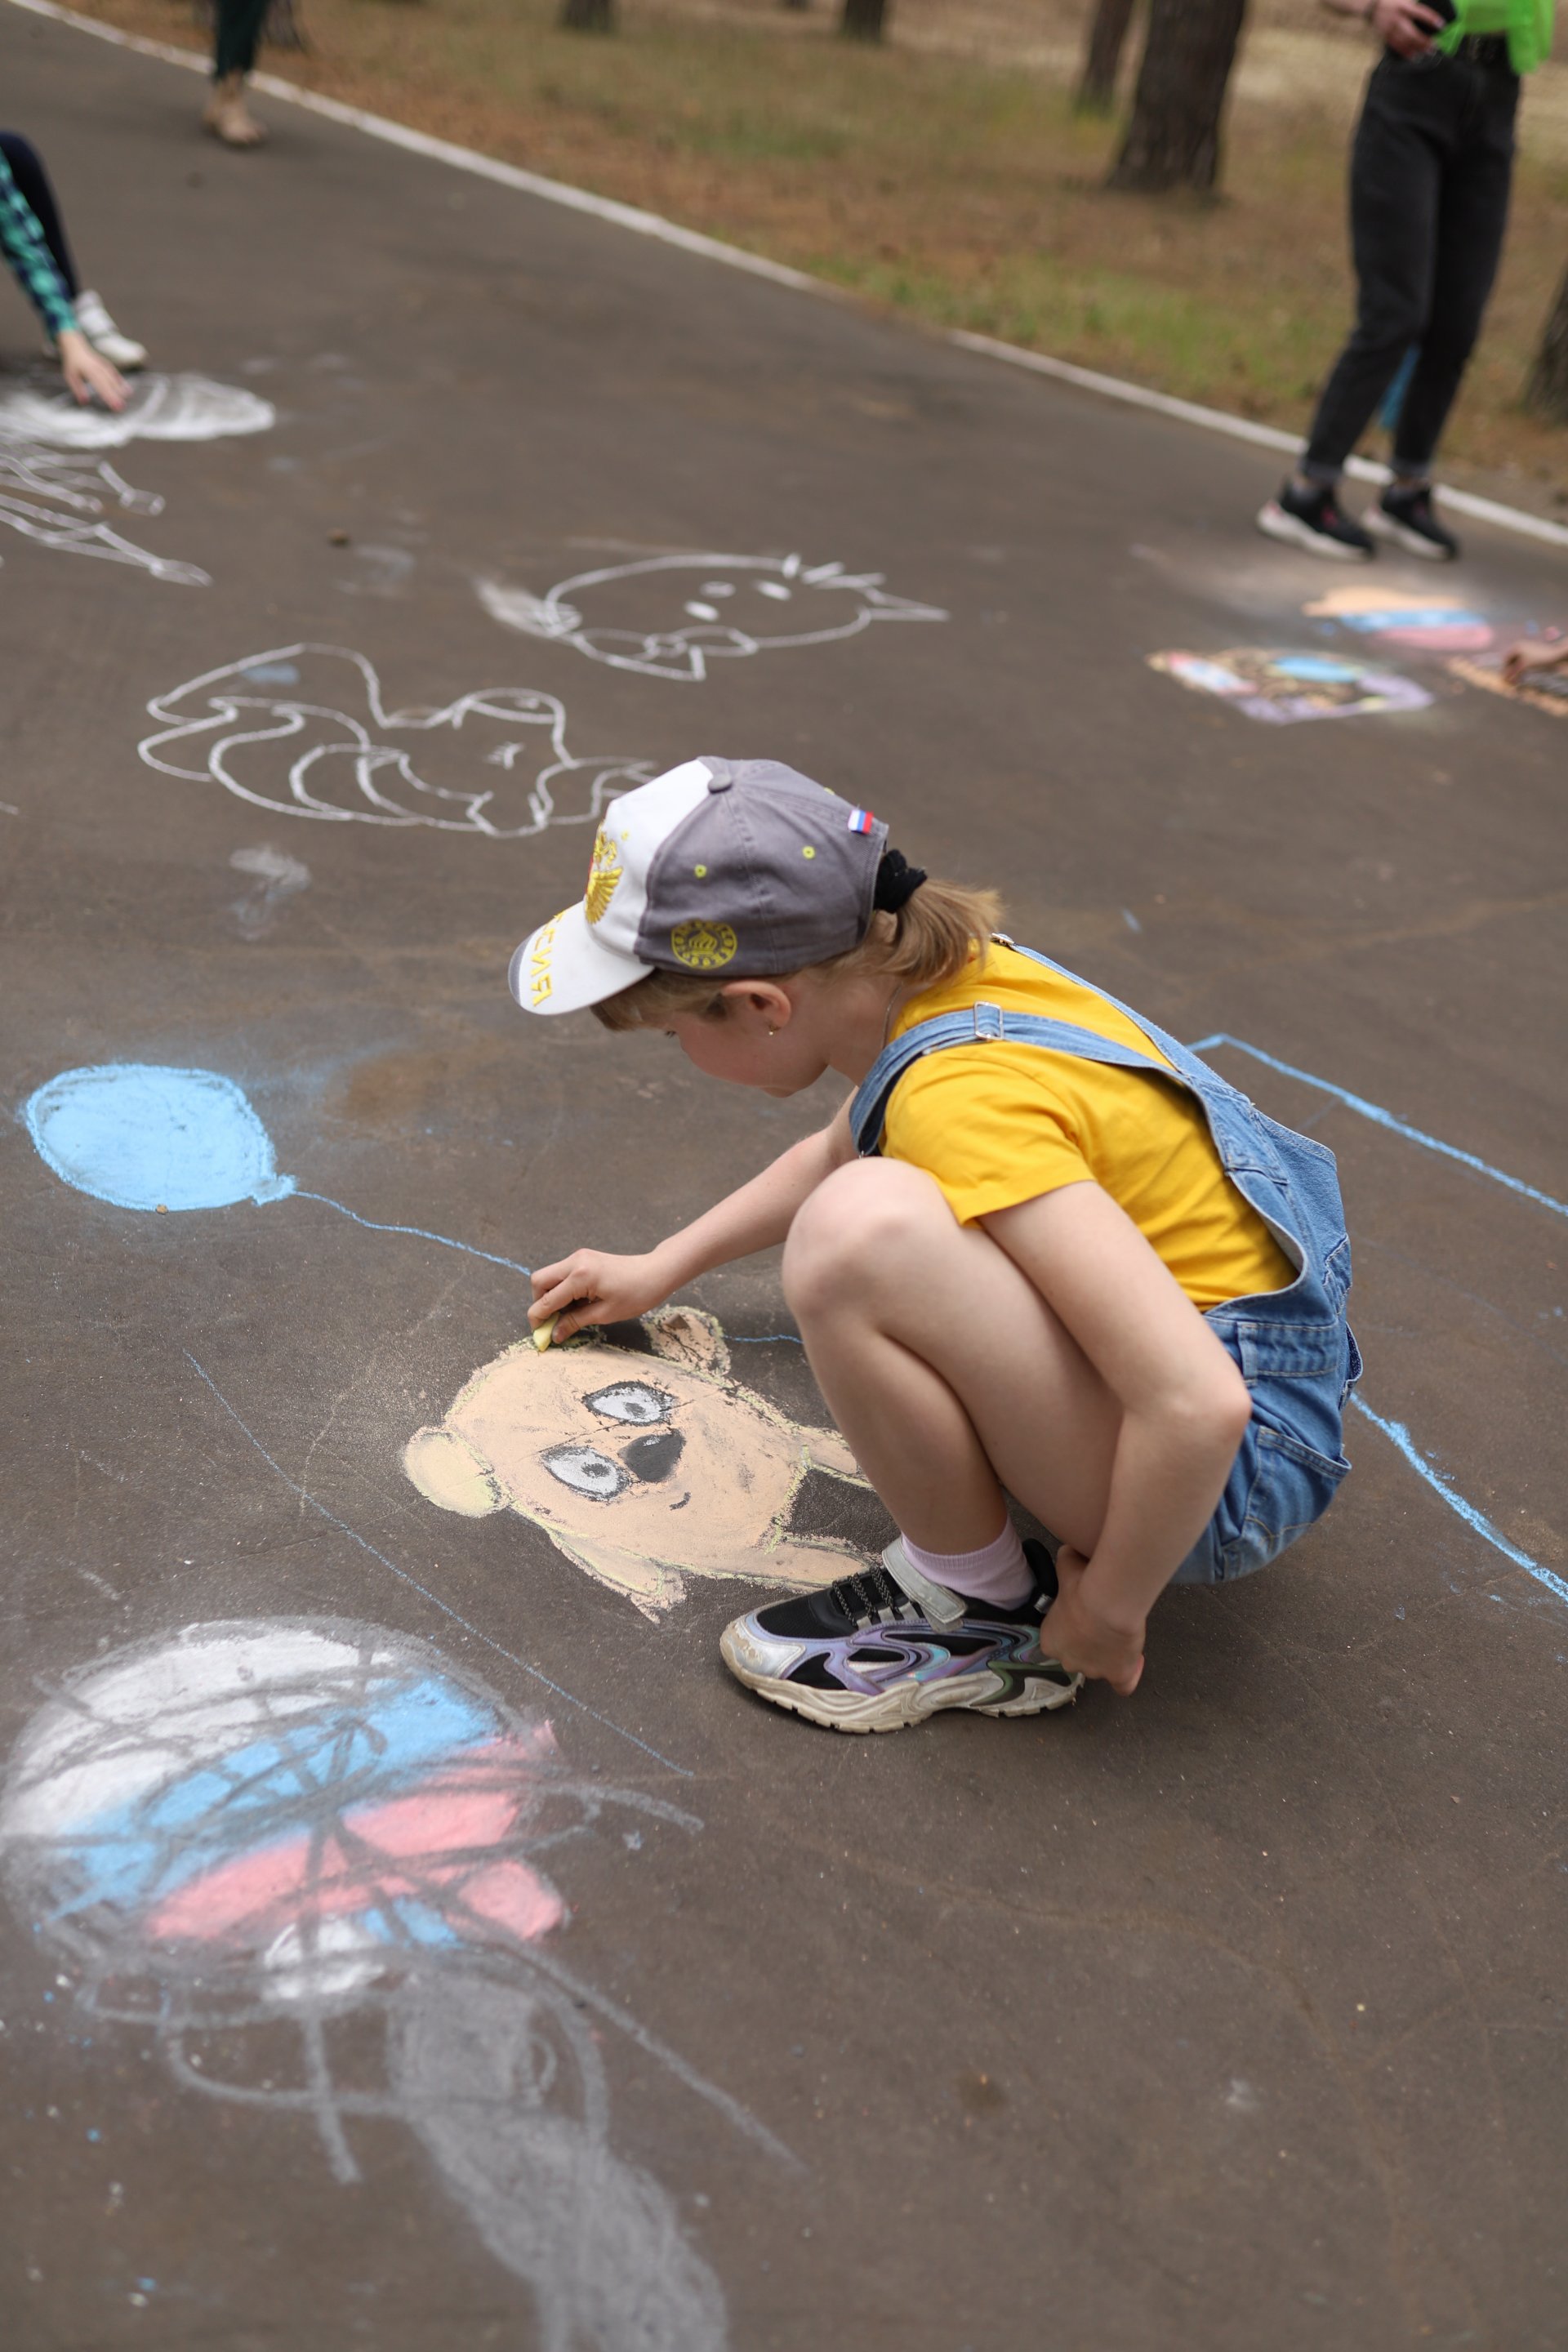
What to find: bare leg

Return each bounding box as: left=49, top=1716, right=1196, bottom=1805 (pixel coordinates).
left=782, top=1160, right=1121, bottom=1558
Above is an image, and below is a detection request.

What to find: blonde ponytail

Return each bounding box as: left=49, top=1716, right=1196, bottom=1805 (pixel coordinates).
left=590, top=874, right=1000, bottom=1032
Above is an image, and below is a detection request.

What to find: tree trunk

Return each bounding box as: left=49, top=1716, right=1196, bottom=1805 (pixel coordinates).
left=1524, top=262, right=1568, bottom=425
left=559, top=0, right=615, bottom=29
left=1108, top=0, right=1248, bottom=196
left=1075, top=0, right=1138, bottom=116
left=840, top=0, right=888, bottom=42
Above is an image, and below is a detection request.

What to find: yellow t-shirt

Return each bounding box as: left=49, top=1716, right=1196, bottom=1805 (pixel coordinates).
left=881, top=943, right=1294, bottom=1312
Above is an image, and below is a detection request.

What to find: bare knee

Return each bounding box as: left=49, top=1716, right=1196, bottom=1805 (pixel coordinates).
left=783, top=1160, right=951, bottom=1325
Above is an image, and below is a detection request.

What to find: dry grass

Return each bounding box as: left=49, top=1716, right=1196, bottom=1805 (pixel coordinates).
left=75, top=0, right=1568, bottom=496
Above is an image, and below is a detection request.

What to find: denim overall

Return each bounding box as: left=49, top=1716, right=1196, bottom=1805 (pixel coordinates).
left=849, top=943, right=1362, bottom=1584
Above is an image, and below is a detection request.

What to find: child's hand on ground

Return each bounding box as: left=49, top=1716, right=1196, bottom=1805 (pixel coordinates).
left=56, top=326, right=127, bottom=412
left=1045, top=1546, right=1146, bottom=1695
left=1501, top=634, right=1566, bottom=685
left=528, top=1249, right=670, bottom=1344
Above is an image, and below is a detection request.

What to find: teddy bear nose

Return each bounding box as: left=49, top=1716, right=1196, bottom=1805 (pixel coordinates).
left=621, top=1429, right=685, bottom=1484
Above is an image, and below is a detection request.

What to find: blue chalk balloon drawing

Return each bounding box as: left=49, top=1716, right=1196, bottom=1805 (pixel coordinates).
left=24, top=1062, right=528, bottom=1276
left=25, top=1065, right=295, bottom=1213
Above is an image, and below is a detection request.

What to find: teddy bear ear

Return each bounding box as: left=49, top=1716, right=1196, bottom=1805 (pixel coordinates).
left=642, top=1305, right=730, bottom=1378
left=403, top=1426, right=503, bottom=1517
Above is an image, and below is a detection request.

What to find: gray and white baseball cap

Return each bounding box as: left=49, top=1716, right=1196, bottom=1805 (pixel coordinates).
left=510, top=756, right=890, bottom=1017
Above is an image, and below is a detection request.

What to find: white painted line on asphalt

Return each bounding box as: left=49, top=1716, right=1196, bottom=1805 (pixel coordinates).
left=11, top=0, right=1568, bottom=553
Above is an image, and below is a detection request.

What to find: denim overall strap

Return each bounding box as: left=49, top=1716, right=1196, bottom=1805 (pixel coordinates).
left=851, top=1007, right=1169, bottom=1158
left=994, top=938, right=1255, bottom=1111
left=849, top=947, right=1329, bottom=1290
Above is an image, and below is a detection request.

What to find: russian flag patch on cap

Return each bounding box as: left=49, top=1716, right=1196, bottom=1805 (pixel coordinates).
left=847, top=808, right=876, bottom=835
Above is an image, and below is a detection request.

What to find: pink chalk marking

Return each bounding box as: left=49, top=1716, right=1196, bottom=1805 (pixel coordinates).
left=1379, top=624, right=1494, bottom=652
left=145, top=1739, right=563, bottom=1947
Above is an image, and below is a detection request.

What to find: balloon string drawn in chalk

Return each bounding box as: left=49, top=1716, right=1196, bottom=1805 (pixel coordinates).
left=292, top=1192, right=532, bottom=1279
left=1190, top=1034, right=1568, bottom=1222
left=23, top=1061, right=532, bottom=1279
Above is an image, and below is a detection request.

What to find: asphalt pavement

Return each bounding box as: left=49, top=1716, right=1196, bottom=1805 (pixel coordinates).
left=2, top=10, right=1566, bottom=2348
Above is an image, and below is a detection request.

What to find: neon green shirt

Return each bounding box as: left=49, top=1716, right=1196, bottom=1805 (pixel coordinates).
left=1439, top=0, right=1555, bottom=73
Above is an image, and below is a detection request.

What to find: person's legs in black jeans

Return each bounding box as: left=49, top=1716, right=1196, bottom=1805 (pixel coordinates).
left=1392, top=66, right=1517, bottom=479
left=1303, top=57, right=1449, bottom=484
left=214, top=0, right=272, bottom=82
left=0, top=130, right=78, bottom=299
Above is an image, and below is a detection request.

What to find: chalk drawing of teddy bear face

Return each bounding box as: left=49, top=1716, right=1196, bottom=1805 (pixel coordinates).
left=138, top=644, right=653, bottom=835
left=403, top=1307, right=866, bottom=1617
left=477, top=552, right=947, bottom=682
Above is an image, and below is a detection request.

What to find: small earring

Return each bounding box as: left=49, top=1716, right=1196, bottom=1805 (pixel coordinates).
left=768, top=1026, right=777, bottom=1037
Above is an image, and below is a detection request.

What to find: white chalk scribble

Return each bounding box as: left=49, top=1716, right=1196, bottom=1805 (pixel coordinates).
left=140, top=644, right=655, bottom=834
left=0, top=372, right=275, bottom=451
left=478, top=550, right=948, bottom=682
left=0, top=1619, right=784, bottom=2348
left=229, top=844, right=312, bottom=936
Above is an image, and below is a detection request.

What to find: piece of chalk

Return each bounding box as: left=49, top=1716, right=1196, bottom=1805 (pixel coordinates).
left=531, top=1313, right=559, bottom=1352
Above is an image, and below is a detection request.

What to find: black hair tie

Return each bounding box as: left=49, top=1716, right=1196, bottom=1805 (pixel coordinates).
left=874, top=849, right=928, bottom=915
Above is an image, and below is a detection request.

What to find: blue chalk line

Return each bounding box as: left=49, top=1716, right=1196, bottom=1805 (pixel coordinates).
left=1189, top=1035, right=1568, bottom=1222
left=292, top=1191, right=532, bottom=1278
left=182, top=1350, right=693, bottom=1776
left=1349, top=1395, right=1568, bottom=1608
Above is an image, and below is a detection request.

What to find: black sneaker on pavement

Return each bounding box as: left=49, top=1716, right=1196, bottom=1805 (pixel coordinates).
left=719, top=1537, right=1082, bottom=1734
left=1256, top=480, right=1375, bottom=562
left=1365, top=483, right=1461, bottom=563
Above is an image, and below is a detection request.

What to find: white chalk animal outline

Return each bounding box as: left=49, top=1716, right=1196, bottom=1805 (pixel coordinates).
left=0, top=435, right=208, bottom=583
left=140, top=644, right=656, bottom=835
left=478, top=550, right=948, bottom=682
left=0, top=373, right=275, bottom=585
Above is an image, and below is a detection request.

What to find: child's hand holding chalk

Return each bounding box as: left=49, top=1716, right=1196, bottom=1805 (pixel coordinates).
left=529, top=1249, right=674, bottom=1346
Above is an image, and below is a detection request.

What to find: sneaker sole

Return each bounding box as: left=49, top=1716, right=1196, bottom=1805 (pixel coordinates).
left=1364, top=506, right=1456, bottom=563
left=720, top=1626, right=1082, bottom=1734
left=1255, top=501, right=1374, bottom=563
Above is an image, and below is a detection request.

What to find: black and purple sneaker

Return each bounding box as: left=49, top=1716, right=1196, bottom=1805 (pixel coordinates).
left=719, top=1539, right=1081, bottom=1734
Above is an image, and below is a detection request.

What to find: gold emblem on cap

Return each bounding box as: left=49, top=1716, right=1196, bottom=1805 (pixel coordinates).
left=584, top=828, right=623, bottom=927
left=670, top=920, right=737, bottom=972
left=526, top=912, right=564, bottom=1006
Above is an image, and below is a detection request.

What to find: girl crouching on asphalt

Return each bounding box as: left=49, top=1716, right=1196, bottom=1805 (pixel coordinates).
left=517, top=757, right=1361, bottom=1731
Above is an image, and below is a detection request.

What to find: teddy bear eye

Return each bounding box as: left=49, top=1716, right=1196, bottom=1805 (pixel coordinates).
left=584, top=1382, right=675, bottom=1426
left=541, top=1443, right=628, bottom=1500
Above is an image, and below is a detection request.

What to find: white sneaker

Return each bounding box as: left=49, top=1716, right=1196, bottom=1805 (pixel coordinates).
left=74, top=291, right=148, bottom=372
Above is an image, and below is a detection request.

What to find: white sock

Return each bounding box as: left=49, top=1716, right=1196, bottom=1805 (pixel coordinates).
left=898, top=1522, right=1031, bottom=1608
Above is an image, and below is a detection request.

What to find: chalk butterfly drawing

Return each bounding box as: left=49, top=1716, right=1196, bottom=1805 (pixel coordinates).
left=478, top=550, right=948, bottom=682
left=404, top=1307, right=871, bottom=1619
left=0, top=1617, right=795, bottom=2350
left=0, top=373, right=274, bottom=584
left=140, top=645, right=656, bottom=834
